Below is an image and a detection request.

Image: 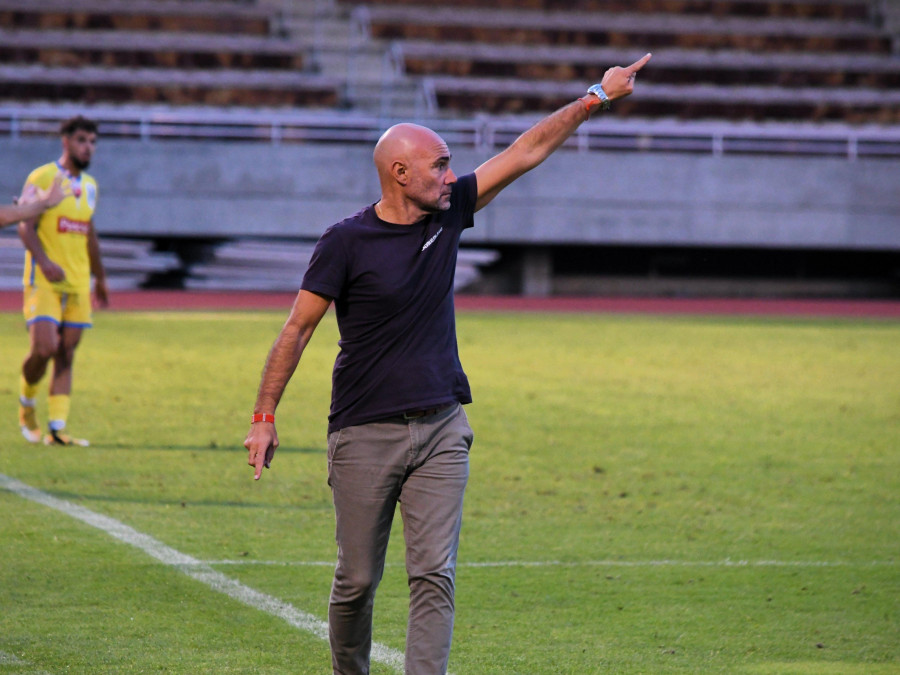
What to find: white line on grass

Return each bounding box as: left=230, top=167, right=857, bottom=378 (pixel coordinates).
left=0, top=649, right=51, bottom=674
left=0, top=474, right=405, bottom=674
left=0, top=651, right=24, bottom=665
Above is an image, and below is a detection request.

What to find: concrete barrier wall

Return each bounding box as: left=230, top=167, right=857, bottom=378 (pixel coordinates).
left=2, top=137, right=898, bottom=250
left=471, top=151, right=900, bottom=250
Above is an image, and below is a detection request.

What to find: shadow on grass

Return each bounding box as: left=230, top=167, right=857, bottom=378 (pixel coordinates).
left=40, top=488, right=332, bottom=511
left=89, top=443, right=325, bottom=455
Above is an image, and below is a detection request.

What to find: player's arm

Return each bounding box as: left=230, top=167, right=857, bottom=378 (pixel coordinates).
left=0, top=175, right=68, bottom=227
left=245, top=289, right=332, bottom=480
left=18, top=216, right=66, bottom=283
left=0, top=203, right=41, bottom=228
left=474, top=53, right=651, bottom=212
left=87, top=220, right=109, bottom=307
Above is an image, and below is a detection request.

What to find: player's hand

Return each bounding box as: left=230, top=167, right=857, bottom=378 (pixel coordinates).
left=93, top=278, right=110, bottom=308
left=245, top=423, right=279, bottom=480
left=16, top=183, right=39, bottom=205
left=37, top=175, right=70, bottom=209
left=39, top=258, right=66, bottom=282
left=599, top=53, right=652, bottom=101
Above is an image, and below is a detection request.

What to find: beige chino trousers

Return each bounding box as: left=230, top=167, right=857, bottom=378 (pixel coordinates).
left=326, top=403, right=473, bottom=675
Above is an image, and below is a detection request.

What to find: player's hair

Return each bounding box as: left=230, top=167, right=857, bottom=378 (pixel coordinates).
left=59, top=115, right=98, bottom=137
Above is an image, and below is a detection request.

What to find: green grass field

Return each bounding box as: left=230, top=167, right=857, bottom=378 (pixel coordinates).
left=1, top=308, right=898, bottom=674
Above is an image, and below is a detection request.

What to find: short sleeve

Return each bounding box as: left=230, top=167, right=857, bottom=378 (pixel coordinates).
left=300, top=224, right=348, bottom=300
left=456, top=173, right=478, bottom=230
left=24, top=165, right=53, bottom=192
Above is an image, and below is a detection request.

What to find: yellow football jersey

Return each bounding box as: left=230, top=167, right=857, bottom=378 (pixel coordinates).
left=22, top=162, right=99, bottom=293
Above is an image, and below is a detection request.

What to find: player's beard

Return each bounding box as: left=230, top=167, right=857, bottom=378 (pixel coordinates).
left=71, top=156, right=91, bottom=171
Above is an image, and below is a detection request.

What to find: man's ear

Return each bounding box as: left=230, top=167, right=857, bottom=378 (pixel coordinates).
left=391, top=160, right=409, bottom=186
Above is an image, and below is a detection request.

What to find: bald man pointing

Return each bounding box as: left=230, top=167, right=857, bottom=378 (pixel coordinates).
left=245, top=54, right=650, bottom=675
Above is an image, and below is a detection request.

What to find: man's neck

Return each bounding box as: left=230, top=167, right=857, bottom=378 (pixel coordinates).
left=374, top=199, right=427, bottom=226
left=59, top=155, right=80, bottom=177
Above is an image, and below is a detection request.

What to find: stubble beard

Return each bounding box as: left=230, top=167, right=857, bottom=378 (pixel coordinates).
left=71, top=156, right=91, bottom=171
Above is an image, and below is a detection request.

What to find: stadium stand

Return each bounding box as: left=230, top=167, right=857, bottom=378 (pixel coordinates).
left=0, top=0, right=272, bottom=34
left=347, top=0, right=899, bottom=122
left=347, top=0, right=874, bottom=20
left=0, top=0, right=342, bottom=107
left=0, top=230, right=181, bottom=291
left=2, top=0, right=895, bottom=119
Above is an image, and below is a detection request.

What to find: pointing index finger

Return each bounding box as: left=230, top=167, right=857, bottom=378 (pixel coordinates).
left=253, top=448, right=268, bottom=480
left=625, top=53, right=652, bottom=74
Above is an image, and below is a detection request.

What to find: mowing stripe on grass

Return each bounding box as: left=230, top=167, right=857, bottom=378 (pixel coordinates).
left=0, top=473, right=405, bottom=673
left=205, top=558, right=895, bottom=569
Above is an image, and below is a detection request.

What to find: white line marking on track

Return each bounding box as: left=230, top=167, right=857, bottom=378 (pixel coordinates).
left=0, top=474, right=405, bottom=674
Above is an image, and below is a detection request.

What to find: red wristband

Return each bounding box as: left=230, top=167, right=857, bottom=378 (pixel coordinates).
left=579, top=95, right=601, bottom=117
left=251, top=413, right=275, bottom=424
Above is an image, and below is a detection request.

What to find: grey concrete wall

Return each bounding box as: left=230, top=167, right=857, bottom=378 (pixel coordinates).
left=472, top=151, right=900, bottom=250
left=1, top=139, right=379, bottom=239
left=2, top=137, right=898, bottom=250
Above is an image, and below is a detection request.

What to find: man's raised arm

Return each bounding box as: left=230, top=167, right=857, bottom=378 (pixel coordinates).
left=474, top=53, right=651, bottom=212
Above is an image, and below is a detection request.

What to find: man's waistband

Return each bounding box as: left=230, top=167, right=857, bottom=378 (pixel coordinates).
left=395, top=402, right=456, bottom=421
left=328, top=402, right=461, bottom=434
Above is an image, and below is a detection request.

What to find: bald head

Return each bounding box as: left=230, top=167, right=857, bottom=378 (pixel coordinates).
left=372, top=123, right=456, bottom=223
left=373, top=123, right=447, bottom=177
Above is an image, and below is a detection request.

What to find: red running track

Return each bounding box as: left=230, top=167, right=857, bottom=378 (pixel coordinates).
left=1, top=290, right=899, bottom=318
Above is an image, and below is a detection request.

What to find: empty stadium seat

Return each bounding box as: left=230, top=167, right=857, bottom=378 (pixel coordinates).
left=0, top=30, right=305, bottom=70
left=351, top=0, right=873, bottom=22
left=0, top=64, right=342, bottom=107
left=0, top=0, right=272, bottom=35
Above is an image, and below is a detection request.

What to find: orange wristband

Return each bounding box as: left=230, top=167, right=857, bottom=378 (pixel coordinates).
left=251, top=413, right=275, bottom=424
left=579, top=95, right=603, bottom=117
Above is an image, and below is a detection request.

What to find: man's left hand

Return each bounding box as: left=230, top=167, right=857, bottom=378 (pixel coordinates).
left=600, top=53, right=652, bottom=101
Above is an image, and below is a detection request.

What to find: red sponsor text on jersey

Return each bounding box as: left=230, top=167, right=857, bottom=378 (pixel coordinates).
left=57, top=216, right=90, bottom=235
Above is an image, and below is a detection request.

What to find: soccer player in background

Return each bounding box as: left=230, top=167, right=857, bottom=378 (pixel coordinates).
left=17, top=115, right=109, bottom=446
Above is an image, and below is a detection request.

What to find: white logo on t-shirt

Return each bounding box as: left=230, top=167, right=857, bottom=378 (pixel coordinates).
left=421, top=227, right=443, bottom=252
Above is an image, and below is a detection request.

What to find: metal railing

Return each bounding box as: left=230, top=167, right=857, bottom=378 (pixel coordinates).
left=1, top=103, right=899, bottom=160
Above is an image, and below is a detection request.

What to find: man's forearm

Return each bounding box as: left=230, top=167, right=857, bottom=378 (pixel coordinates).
left=17, top=220, right=51, bottom=265
left=508, top=99, right=588, bottom=172
left=474, top=99, right=591, bottom=211
left=253, top=289, right=331, bottom=414
left=254, top=325, right=306, bottom=415
left=0, top=200, right=48, bottom=227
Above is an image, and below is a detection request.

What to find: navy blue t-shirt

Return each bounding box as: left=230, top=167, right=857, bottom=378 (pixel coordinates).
left=301, top=172, right=478, bottom=433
